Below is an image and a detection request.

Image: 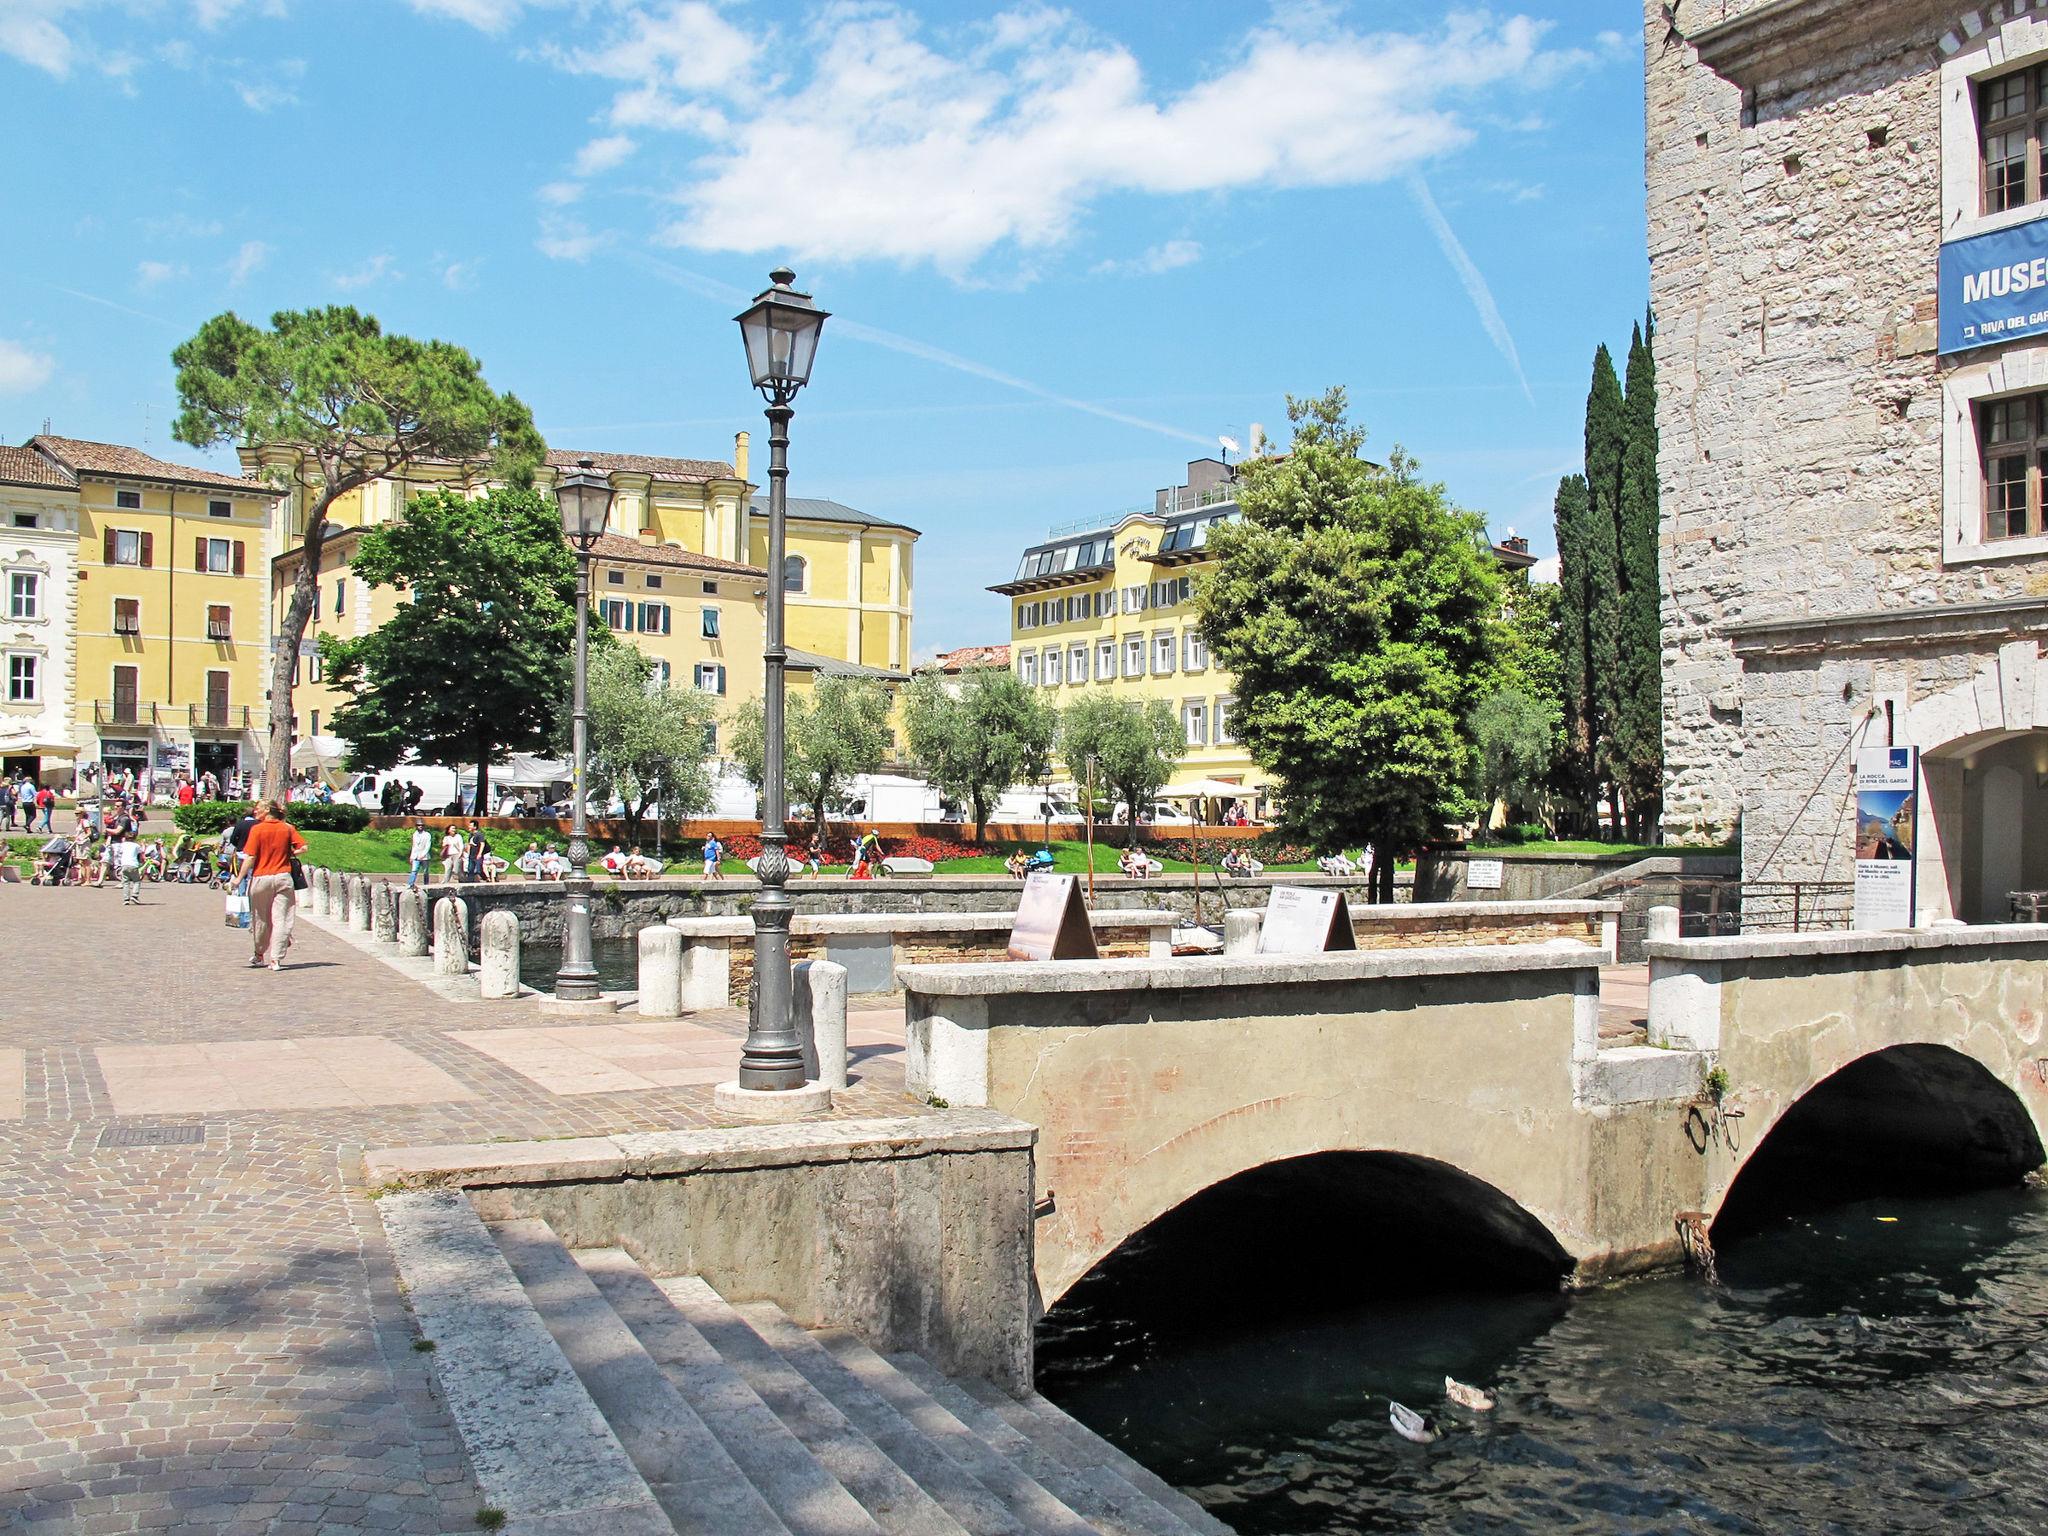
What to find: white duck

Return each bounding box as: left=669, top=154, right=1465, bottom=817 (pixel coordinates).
left=1444, top=1376, right=1494, bottom=1412
left=1388, top=1400, right=1438, bottom=1444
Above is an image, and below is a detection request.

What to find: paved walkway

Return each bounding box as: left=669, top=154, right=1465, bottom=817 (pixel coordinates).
left=0, top=883, right=912, bottom=1534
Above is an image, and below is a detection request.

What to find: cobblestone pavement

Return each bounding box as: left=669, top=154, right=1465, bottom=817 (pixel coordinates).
left=0, top=882, right=916, bottom=1534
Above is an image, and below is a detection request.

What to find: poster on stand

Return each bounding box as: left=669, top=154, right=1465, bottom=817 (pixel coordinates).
left=1008, top=873, right=1099, bottom=961
left=1258, top=886, right=1358, bottom=953
left=1852, top=745, right=1919, bottom=930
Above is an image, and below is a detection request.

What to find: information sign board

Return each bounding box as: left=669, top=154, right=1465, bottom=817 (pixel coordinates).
left=1258, top=886, right=1357, bottom=954
left=1852, top=745, right=1919, bottom=930
left=1467, top=858, right=1505, bottom=891
left=1939, top=214, right=2048, bottom=354
left=1007, top=873, right=1099, bottom=961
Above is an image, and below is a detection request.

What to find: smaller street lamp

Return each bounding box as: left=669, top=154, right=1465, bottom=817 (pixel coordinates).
left=553, top=456, right=613, bottom=1002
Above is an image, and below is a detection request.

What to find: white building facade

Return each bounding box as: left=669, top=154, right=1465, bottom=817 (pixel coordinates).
left=0, top=450, right=79, bottom=785
left=1652, top=0, right=2048, bottom=921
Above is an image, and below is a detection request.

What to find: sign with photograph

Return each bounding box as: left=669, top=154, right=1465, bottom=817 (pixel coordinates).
left=153, top=744, right=191, bottom=772
left=1939, top=214, right=2048, bottom=354
left=1258, top=886, right=1357, bottom=954
left=1467, top=858, right=1505, bottom=891
left=1007, top=873, right=1099, bottom=961
left=1852, top=745, right=1919, bottom=930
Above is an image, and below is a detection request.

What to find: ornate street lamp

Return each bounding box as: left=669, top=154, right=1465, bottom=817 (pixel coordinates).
left=734, top=268, right=828, bottom=1090
left=552, top=456, right=613, bottom=1002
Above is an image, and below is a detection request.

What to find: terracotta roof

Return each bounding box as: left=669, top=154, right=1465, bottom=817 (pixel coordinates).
left=587, top=532, right=764, bottom=577
left=0, top=444, right=75, bottom=490
left=31, top=435, right=276, bottom=495
left=934, top=644, right=1010, bottom=672
left=549, top=448, right=735, bottom=483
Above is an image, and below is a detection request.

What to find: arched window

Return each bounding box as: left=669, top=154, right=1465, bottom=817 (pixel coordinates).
left=782, top=555, right=807, bottom=593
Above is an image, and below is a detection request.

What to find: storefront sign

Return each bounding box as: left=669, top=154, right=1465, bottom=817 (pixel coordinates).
left=1258, top=886, right=1357, bottom=953
left=153, top=744, right=191, bottom=772
left=1467, top=858, right=1505, bottom=891
left=1007, top=873, right=1098, bottom=961
left=1852, top=745, right=1919, bottom=930
left=1939, top=216, right=2048, bottom=354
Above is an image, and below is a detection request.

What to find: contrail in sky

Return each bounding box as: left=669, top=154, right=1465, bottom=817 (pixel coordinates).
left=1406, top=175, right=1534, bottom=407
left=50, top=284, right=177, bottom=328
left=620, top=252, right=1213, bottom=448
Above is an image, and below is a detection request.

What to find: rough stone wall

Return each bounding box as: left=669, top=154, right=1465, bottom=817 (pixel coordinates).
left=1353, top=914, right=1600, bottom=948
left=1646, top=1, right=2017, bottom=841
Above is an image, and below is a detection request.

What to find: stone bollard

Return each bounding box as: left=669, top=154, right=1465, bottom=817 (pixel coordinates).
left=432, top=896, right=469, bottom=976
left=311, top=867, right=330, bottom=916
left=396, top=889, right=429, bottom=957
left=335, top=873, right=354, bottom=926
left=1223, top=909, right=1263, bottom=956
left=794, top=959, right=849, bottom=1090
left=372, top=883, right=397, bottom=943
left=638, top=926, right=685, bottom=1019
left=349, top=876, right=374, bottom=932
left=479, top=910, right=521, bottom=999
left=677, top=932, right=733, bottom=1012
left=1647, top=905, right=1680, bottom=946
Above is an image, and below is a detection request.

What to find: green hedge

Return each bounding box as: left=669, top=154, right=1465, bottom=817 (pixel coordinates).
left=171, top=800, right=371, bottom=835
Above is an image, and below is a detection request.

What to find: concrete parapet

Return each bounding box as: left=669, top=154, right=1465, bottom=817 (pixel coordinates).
left=366, top=1111, right=1039, bottom=1391
left=679, top=928, right=732, bottom=1012
left=371, top=882, right=397, bottom=943
left=794, top=959, right=849, bottom=1090
left=396, top=889, right=429, bottom=957
left=433, top=896, right=469, bottom=976
left=637, top=926, right=684, bottom=1019
left=1222, top=909, right=1262, bottom=956
left=479, top=910, right=520, bottom=999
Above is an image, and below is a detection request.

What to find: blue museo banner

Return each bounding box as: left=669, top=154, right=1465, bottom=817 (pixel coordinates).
left=1940, top=214, right=2048, bottom=354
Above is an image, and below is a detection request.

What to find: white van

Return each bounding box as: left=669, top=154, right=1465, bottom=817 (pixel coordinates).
left=343, top=765, right=463, bottom=814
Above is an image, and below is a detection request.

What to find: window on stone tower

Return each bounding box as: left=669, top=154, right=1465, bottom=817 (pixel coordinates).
left=1980, top=66, right=2047, bottom=214
left=1980, top=394, right=2040, bottom=540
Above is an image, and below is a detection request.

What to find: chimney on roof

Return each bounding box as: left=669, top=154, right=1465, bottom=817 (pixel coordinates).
left=1249, top=422, right=1265, bottom=455
left=639, top=526, right=659, bottom=545
left=734, top=431, right=749, bottom=481
left=1502, top=535, right=1530, bottom=554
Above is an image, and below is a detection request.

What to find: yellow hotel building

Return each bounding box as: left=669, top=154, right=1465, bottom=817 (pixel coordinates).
left=993, top=457, right=1534, bottom=818
left=257, top=433, right=916, bottom=754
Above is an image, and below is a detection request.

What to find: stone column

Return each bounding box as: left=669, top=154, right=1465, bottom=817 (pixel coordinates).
left=678, top=934, right=732, bottom=1012
left=794, top=959, right=848, bottom=1090
left=433, top=896, right=469, bottom=976
left=638, top=926, right=685, bottom=1020
left=479, top=910, right=520, bottom=999
left=372, top=883, right=397, bottom=943
left=311, top=868, right=330, bottom=916
left=348, top=877, right=372, bottom=932
left=1647, top=905, right=1680, bottom=945
left=1223, top=909, right=1263, bottom=956
left=397, top=889, right=429, bottom=957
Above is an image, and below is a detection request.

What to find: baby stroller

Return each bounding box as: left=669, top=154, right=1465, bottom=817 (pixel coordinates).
left=31, top=838, right=75, bottom=886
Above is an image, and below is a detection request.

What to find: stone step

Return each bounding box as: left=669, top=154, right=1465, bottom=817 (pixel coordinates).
left=809, top=1327, right=1102, bottom=1536
left=573, top=1248, right=882, bottom=1536
left=657, top=1275, right=975, bottom=1536
left=731, top=1300, right=1046, bottom=1536
left=977, top=1385, right=1233, bottom=1536
left=491, top=1220, right=792, bottom=1536
left=377, top=1192, right=673, bottom=1535
left=885, top=1352, right=1208, bottom=1536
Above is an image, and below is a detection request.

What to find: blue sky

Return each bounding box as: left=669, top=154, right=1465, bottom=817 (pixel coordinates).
left=0, top=0, right=1647, bottom=654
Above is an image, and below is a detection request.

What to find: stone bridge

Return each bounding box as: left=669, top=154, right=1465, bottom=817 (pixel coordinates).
left=902, top=925, right=2048, bottom=1310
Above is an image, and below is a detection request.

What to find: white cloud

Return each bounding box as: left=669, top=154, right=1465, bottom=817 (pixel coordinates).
left=194, top=0, right=287, bottom=27
left=0, top=339, right=56, bottom=394
left=439, top=257, right=479, bottom=290
left=331, top=253, right=398, bottom=290
left=1408, top=173, right=1531, bottom=405
left=226, top=239, right=270, bottom=284
left=610, top=5, right=1578, bottom=277
left=1529, top=554, right=1561, bottom=585
left=0, top=3, right=81, bottom=77
left=537, top=180, right=583, bottom=206
left=135, top=259, right=185, bottom=288
left=535, top=215, right=608, bottom=262
left=572, top=133, right=636, bottom=176
left=1092, top=239, right=1200, bottom=277
left=549, top=1, right=757, bottom=96
left=408, top=0, right=523, bottom=33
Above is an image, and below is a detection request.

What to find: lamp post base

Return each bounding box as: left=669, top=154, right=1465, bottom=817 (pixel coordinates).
left=537, top=995, right=621, bottom=1019
left=713, top=1078, right=833, bottom=1122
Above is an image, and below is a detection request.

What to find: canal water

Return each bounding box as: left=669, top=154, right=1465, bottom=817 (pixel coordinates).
left=1037, top=1185, right=2048, bottom=1533
left=518, top=937, right=639, bottom=994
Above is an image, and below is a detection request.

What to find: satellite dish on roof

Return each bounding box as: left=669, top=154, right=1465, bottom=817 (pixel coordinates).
left=1218, top=435, right=1241, bottom=456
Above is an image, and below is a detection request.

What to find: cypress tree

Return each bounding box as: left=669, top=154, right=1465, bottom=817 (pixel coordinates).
left=1617, top=317, right=1664, bottom=839
left=1582, top=345, right=1627, bottom=833
left=1551, top=472, right=1597, bottom=833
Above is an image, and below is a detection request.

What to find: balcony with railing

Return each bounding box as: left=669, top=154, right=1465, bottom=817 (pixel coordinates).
left=88, top=700, right=257, bottom=732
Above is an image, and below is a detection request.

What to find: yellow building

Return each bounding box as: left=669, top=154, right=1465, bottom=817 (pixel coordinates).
left=0, top=435, right=279, bottom=790
left=993, top=458, right=1535, bottom=820
left=258, top=435, right=916, bottom=760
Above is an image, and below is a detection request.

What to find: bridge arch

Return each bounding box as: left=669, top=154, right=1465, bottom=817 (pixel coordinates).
left=1710, top=1043, right=2045, bottom=1238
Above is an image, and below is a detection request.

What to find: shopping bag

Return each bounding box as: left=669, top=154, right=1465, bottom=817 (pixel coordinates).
left=225, top=889, right=251, bottom=928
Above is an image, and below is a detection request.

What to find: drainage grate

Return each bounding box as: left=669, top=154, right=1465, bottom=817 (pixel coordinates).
left=98, top=1123, right=207, bottom=1149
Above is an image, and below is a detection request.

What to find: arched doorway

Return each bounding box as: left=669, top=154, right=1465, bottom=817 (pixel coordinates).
left=1713, top=1045, right=2043, bottom=1241
left=1920, top=729, right=2048, bottom=921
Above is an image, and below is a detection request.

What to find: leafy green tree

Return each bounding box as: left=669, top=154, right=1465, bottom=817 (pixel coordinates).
left=1472, top=688, right=1560, bottom=827
left=576, top=645, right=719, bottom=838
left=171, top=306, right=542, bottom=796
left=1615, top=316, right=1664, bottom=839
left=1196, top=388, right=1501, bottom=902
left=728, top=675, right=892, bottom=835
left=902, top=664, right=1057, bottom=842
left=319, top=488, right=575, bottom=812
left=1055, top=694, right=1184, bottom=846
left=1550, top=471, right=1598, bottom=834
